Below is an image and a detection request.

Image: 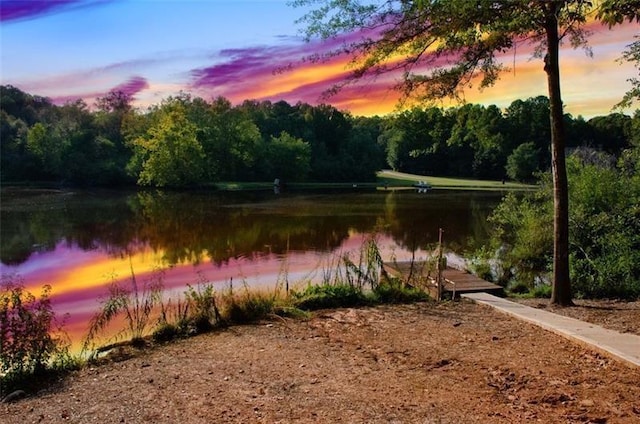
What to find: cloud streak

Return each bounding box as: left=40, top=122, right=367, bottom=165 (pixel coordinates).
left=0, top=0, right=111, bottom=22
left=111, top=75, right=149, bottom=97
left=188, top=21, right=637, bottom=116
left=5, top=13, right=635, bottom=118
left=50, top=76, right=149, bottom=105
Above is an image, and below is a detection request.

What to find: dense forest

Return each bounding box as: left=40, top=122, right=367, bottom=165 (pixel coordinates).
left=1, top=84, right=638, bottom=187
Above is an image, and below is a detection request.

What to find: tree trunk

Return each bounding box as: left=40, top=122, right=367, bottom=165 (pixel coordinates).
left=543, top=3, right=572, bottom=306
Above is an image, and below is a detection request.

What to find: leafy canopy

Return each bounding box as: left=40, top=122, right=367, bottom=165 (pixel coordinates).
left=292, top=0, right=595, bottom=104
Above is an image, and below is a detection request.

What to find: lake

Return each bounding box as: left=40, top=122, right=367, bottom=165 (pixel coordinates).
left=0, top=187, right=503, bottom=350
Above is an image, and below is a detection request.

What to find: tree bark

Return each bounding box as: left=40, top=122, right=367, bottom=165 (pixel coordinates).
left=543, top=2, right=573, bottom=306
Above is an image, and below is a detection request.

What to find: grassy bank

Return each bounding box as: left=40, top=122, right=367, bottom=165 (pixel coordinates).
left=0, top=239, right=432, bottom=398
left=376, top=170, right=537, bottom=191
left=210, top=171, right=536, bottom=192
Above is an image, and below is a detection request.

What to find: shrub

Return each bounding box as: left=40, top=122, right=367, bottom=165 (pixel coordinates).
left=531, top=283, right=552, bottom=298
left=184, top=283, right=222, bottom=331
left=0, top=277, right=75, bottom=396
left=153, top=298, right=191, bottom=343
left=487, top=152, right=640, bottom=299
left=222, top=288, right=276, bottom=324
left=291, top=283, right=369, bottom=310
left=372, top=280, right=429, bottom=304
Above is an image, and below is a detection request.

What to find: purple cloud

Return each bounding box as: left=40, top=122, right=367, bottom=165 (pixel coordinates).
left=189, top=26, right=387, bottom=96
left=49, top=76, right=149, bottom=106
left=0, top=0, right=111, bottom=22
left=191, top=44, right=302, bottom=90
left=111, top=75, right=149, bottom=97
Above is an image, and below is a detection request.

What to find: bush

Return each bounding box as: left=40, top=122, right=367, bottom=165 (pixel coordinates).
left=487, top=152, right=640, bottom=299
left=153, top=298, right=191, bottom=343
left=372, top=280, right=429, bottom=304
left=184, top=283, right=222, bottom=331
left=291, top=283, right=369, bottom=310
left=531, top=284, right=552, bottom=298
left=222, top=288, right=276, bottom=324
left=1, top=277, right=75, bottom=396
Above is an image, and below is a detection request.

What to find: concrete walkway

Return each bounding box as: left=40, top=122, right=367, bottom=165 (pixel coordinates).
left=461, top=292, right=640, bottom=368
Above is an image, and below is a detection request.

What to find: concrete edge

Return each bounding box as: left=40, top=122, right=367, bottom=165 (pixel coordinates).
left=461, top=292, right=640, bottom=368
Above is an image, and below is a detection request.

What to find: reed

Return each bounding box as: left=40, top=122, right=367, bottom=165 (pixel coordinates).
left=82, top=264, right=164, bottom=356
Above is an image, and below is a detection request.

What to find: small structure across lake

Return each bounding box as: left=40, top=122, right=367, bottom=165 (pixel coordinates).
left=383, top=261, right=504, bottom=299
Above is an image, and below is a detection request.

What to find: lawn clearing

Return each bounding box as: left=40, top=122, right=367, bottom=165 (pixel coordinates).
left=377, top=170, right=537, bottom=191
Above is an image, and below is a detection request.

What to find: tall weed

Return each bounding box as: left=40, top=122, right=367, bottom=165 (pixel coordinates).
left=221, top=284, right=276, bottom=324
left=153, top=297, right=190, bottom=342
left=184, top=282, right=222, bottom=331
left=83, top=265, right=164, bottom=355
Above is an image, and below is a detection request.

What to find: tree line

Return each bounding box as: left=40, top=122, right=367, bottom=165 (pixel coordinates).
left=1, top=84, right=637, bottom=187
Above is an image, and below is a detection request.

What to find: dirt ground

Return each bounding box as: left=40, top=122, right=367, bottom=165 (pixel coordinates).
left=2, top=299, right=640, bottom=424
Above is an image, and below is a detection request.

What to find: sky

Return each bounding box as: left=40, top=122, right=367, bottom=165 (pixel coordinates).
left=0, top=0, right=638, bottom=118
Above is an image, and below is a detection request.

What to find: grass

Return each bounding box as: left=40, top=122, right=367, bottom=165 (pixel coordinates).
left=80, top=236, right=432, bottom=356
left=5, top=238, right=432, bottom=397
left=208, top=171, right=537, bottom=192
left=221, top=285, right=279, bottom=324
left=377, top=170, right=537, bottom=191
left=82, top=263, right=163, bottom=356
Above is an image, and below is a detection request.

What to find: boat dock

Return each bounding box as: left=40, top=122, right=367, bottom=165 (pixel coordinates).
left=382, top=261, right=504, bottom=299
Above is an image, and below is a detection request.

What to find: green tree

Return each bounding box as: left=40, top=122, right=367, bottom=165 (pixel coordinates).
left=381, top=107, right=452, bottom=175
left=1, top=85, right=52, bottom=181
left=446, top=104, right=507, bottom=179
left=265, top=131, right=312, bottom=181
left=504, top=97, right=551, bottom=169
left=292, top=0, right=636, bottom=305
left=0, top=110, right=33, bottom=181
left=27, top=122, right=67, bottom=177
left=53, top=99, right=106, bottom=185
left=302, top=104, right=352, bottom=180
left=506, top=142, right=541, bottom=182
left=94, top=90, right=136, bottom=185
left=587, top=113, right=633, bottom=155
left=131, top=100, right=205, bottom=187
left=343, top=115, right=386, bottom=180
left=195, top=96, right=262, bottom=182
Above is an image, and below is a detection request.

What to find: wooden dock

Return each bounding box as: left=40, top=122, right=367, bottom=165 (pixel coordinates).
left=382, top=261, right=504, bottom=299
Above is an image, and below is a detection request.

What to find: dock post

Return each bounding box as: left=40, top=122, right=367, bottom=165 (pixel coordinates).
left=436, top=228, right=444, bottom=301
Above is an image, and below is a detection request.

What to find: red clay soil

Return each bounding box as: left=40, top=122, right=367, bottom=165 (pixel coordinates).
left=2, top=300, right=640, bottom=423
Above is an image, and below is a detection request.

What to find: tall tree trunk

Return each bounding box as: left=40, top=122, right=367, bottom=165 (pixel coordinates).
left=543, top=3, right=572, bottom=306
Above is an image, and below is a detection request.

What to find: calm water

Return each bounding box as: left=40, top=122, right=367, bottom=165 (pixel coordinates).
left=0, top=187, right=502, bottom=349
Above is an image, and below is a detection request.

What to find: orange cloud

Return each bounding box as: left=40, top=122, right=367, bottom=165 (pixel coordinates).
left=202, top=21, right=637, bottom=117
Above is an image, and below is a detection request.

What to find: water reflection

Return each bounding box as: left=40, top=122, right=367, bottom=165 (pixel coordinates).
left=0, top=188, right=502, bottom=349
left=1, top=188, right=500, bottom=266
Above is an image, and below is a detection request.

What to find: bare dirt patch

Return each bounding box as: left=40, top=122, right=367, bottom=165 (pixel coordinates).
left=2, top=300, right=640, bottom=423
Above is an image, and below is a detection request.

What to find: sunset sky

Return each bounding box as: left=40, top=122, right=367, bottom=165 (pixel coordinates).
left=1, top=0, right=638, bottom=118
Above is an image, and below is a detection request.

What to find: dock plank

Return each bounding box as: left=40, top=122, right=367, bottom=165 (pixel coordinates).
left=383, top=261, right=503, bottom=298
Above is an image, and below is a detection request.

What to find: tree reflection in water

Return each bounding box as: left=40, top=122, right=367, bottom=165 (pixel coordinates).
left=0, top=188, right=502, bottom=349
